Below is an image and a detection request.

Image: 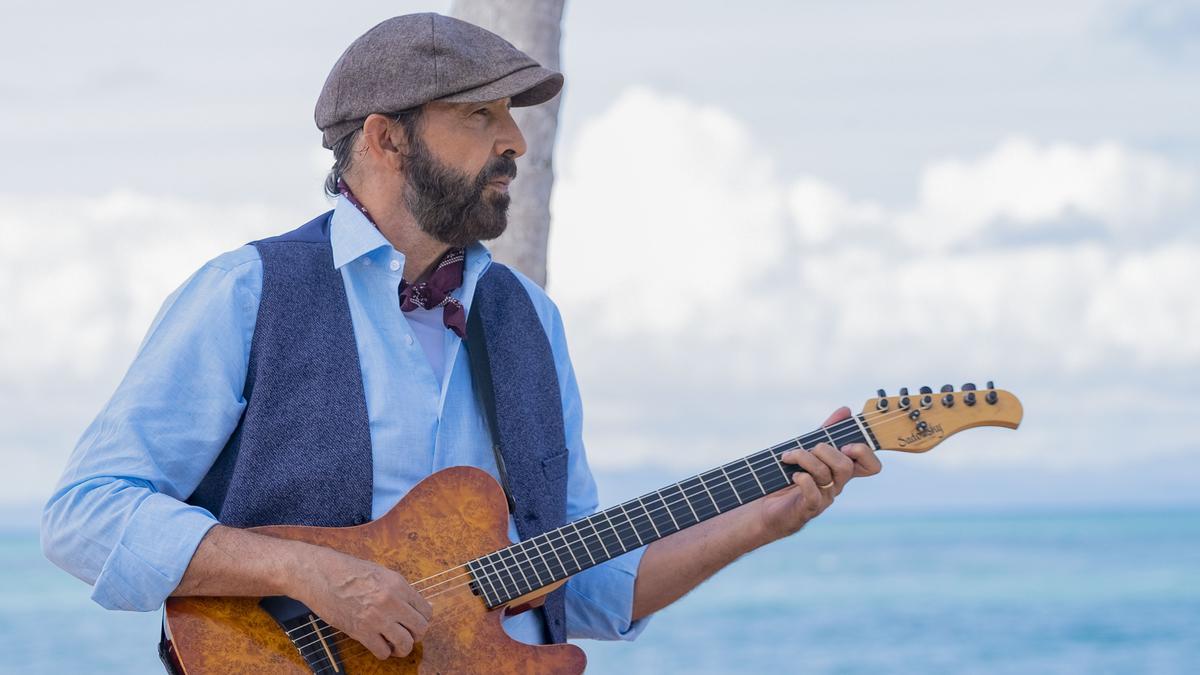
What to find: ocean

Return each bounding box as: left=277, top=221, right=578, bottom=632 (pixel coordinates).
left=4, top=507, right=1197, bottom=674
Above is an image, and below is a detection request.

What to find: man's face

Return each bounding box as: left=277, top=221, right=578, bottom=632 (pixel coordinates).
left=401, top=99, right=526, bottom=248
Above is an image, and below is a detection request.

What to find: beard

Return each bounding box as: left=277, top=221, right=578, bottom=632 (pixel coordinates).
left=402, top=134, right=517, bottom=248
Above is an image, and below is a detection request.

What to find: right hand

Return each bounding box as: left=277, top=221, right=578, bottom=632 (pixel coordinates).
left=293, top=545, right=433, bottom=660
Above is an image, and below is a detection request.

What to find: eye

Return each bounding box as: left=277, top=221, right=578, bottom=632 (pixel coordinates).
left=472, top=107, right=491, bottom=118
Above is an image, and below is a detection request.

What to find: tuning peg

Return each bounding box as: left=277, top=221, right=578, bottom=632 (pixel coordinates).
left=942, top=393, right=955, bottom=407
left=919, top=386, right=933, bottom=395
left=964, top=391, right=977, bottom=406
left=877, top=389, right=887, bottom=398
left=962, top=383, right=976, bottom=391
left=899, top=387, right=909, bottom=396
left=986, top=381, right=995, bottom=389
left=940, top=384, right=954, bottom=393
left=986, top=389, right=999, bottom=405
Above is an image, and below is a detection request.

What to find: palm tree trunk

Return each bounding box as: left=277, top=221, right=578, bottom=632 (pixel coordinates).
left=451, top=0, right=565, bottom=287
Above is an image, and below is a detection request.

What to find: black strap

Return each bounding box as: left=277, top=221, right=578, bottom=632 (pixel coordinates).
left=464, top=299, right=517, bottom=513
left=158, top=614, right=183, bottom=675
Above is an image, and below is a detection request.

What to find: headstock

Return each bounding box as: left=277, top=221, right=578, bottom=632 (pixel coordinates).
left=862, top=381, right=1022, bottom=453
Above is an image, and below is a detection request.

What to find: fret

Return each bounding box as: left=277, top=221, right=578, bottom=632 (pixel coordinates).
left=599, top=510, right=634, bottom=553
left=617, top=504, right=645, bottom=546
left=850, top=415, right=875, bottom=449
left=635, top=497, right=660, bottom=538
left=519, top=539, right=552, bottom=587
left=472, top=425, right=886, bottom=601
left=718, top=466, right=743, bottom=505
left=612, top=506, right=641, bottom=550
left=625, top=500, right=659, bottom=544
left=550, top=526, right=582, bottom=572
left=773, top=447, right=791, bottom=483
left=744, top=456, right=766, bottom=494
left=497, top=546, right=532, bottom=594
left=648, top=491, right=679, bottom=532
left=591, top=512, right=626, bottom=558
left=750, top=449, right=790, bottom=493
left=569, top=521, right=597, bottom=565
left=699, top=469, right=738, bottom=513
left=467, top=558, right=501, bottom=606
left=660, top=483, right=698, bottom=528
left=531, top=535, right=569, bottom=579
left=724, top=461, right=763, bottom=504
left=581, top=515, right=612, bottom=560
left=680, top=476, right=719, bottom=520
left=485, top=551, right=520, bottom=600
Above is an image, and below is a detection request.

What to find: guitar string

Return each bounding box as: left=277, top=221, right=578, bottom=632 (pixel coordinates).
left=305, top=398, right=969, bottom=663
left=313, top=405, right=915, bottom=662
left=285, top=400, right=939, bottom=657
left=421, top=405, right=901, bottom=602
left=407, top=406, right=894, bottom=594
left=286, top=407, right=890, bottom=651
left=285, top=401, right=931, bottom=656
left=409, top=402, right=913, bottom=597
left=284, top=403, right=934, bottom=655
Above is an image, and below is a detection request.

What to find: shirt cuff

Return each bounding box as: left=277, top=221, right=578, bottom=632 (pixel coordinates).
left=564, top=546, right=650, bottom=641
left=90, top=492, right=219, bottom=611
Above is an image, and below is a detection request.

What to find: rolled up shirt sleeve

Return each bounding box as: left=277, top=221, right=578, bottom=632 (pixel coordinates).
left=524, top=278, right=650, bottom=641
left=40, top=246, right=262, bottom=611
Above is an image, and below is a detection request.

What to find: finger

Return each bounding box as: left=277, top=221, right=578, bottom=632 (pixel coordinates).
left=790, top=472, right=826, bottom=518
left=381, top=622, right=415, bottom=658
left=391, top=574, right=434, bottom=621
left=389, top=602, right=430, bottom=642
left=841, top=443, right=883, bottom=477
left=821, top=406, right=852, bottom=428
left=812, top=443, right=855, bottom=492
left=361, top=633, right=393, bottom=661
left=781, top=445, right=835, bottom=490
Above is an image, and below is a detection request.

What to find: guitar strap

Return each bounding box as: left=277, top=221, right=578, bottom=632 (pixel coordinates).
left=464, top=282, right=518, bottom=514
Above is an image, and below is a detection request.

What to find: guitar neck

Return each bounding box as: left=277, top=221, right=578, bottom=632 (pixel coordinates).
left=466, top=414, right=880, bottom=608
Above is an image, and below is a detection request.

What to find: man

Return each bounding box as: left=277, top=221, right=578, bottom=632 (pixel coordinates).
left=42, top=12, right=881, bottom=665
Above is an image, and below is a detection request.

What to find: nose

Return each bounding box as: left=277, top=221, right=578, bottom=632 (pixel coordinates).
left=496, top=107, right=527, bottom=159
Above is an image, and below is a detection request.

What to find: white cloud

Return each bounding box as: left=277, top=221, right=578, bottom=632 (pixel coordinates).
left=550, top=87, right=787, bottom=335
left=3, top=88, right=1197, bottom=507
left=908, top=137, right=1197, bottom=247
left=548, top=87, right=1200, bottom=473
left=0, top=191, right=305, bottom=505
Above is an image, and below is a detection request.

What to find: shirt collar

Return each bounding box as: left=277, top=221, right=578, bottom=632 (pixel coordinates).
left=330, top=195, right=393, bottom=269
left=328, top=194, right=494, bottom=278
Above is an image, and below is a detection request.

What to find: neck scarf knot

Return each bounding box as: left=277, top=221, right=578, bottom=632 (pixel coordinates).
left=338, top=180, right=467, bottom=338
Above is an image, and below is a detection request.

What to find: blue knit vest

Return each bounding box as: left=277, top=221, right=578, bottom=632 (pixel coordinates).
left=187, top=211, right=569, bottom=643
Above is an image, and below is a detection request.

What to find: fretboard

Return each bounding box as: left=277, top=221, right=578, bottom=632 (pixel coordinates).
left=466, top=414, right=879, bottom=608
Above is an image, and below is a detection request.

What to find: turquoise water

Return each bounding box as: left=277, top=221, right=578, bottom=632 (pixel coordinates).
left=5, top=508, right=1198, bottom=673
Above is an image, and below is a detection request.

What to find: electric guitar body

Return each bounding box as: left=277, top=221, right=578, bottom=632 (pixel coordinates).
left=164, top=466, right=585, bottom=674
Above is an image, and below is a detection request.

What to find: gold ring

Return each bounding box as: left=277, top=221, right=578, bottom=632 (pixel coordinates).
left=817, top=480, right=835, bottom=490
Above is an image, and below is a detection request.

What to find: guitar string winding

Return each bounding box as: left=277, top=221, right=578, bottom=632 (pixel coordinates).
left=284, top=404, right=930, bottom=658
left=311, top=405, right=922, bottom=663
left=288, top=404, right=920, bottom=658
left=287, top=404, right=920, bottom=658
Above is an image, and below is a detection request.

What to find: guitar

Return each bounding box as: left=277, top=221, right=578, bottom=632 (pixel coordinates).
left=163, top=384, right=1022, bottom=674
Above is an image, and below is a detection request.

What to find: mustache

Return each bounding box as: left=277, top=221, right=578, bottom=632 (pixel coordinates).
left=480, top=155, right=518, bottom=183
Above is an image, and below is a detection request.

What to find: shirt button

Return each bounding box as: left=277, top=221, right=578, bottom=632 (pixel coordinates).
left=389, top=259, right=401, bottom=271
left=405, top=335, right=415, bottom=346
left=361, top=258, right=371, bottom=266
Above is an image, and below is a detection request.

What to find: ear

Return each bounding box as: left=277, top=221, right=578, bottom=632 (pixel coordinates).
left=360, top=113, right=409, bottom=172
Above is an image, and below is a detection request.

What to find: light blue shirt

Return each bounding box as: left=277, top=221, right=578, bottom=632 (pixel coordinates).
left=41, top=196, right=648, bottom=644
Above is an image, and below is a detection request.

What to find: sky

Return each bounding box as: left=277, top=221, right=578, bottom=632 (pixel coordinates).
left=1, top=0, right=1198, bottom=518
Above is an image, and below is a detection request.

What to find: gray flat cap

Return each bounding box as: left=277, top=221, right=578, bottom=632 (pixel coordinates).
left=316, top=13, right=564, bottom=149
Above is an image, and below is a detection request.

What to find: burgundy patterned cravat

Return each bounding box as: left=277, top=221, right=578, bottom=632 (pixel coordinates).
left=339, top=180, right=468, bottom=338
